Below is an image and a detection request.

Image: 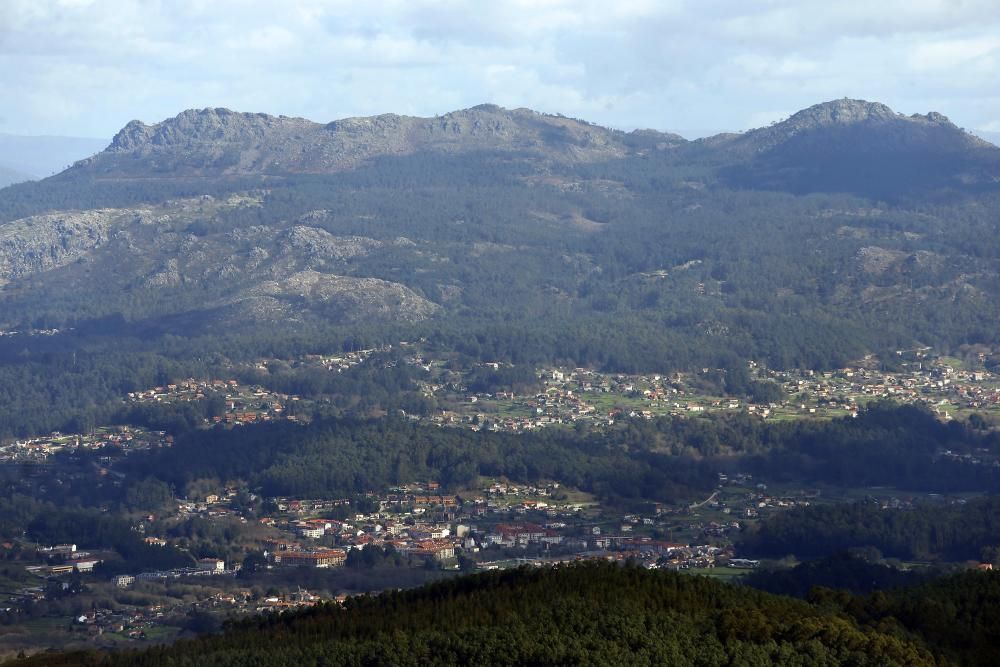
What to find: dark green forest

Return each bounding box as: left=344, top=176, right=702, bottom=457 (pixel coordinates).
left=739, top=495, right=1000, bottom=561
left=20, top=562, right=1000, bottom=666
left=0, top=134, right=999, bottom=443
left=2, top=145, right=1000, bottom=425
left=112, top=403, right=1000, bottom=503
left=744, top=552, right=940, bottom=597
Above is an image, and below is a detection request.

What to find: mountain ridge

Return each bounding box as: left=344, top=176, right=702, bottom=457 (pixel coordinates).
left=65, top=98, right=1000, bottom=199
left=84, top=104, right=688, bottom=177
left=0, top=97, right=998, bottom=367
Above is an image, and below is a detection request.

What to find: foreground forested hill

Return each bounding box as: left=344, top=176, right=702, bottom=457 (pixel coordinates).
left=20, top=562, right=1000, bottom=667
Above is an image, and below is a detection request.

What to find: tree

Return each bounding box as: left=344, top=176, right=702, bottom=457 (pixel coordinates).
left=239, top=552, right=268, bottom=577
left=124, top=478, right=173, bottom=513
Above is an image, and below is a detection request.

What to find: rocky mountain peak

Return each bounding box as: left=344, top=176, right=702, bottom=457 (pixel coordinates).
left=786, top=99, right=899, bottom=128
left=921, top=111, right=950, bottom=123
left=107, top=108, right=318, bottom=153
left=720, top=98, right=992, bottom=157
left=108, top=119, right=155, bottom=152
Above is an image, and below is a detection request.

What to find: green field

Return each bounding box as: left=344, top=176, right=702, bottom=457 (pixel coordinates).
left=685, top=566, right=748, bottom=580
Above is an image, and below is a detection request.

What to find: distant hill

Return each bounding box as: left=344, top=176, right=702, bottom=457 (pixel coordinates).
left=0, top=133, right=108, bottom=179
left=709, top=99, right=1000, bottom=197
left=61, top=99, right=1000, bottom=202
left=76, top=105, right=685, bottom=177
left=0, top=165, right=32, bottom=189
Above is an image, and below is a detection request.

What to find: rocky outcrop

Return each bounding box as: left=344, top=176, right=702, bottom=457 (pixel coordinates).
left=0, top=193, right=440, bottom=327
left=0, top=209, right=124, bottom=283
left=143, top=258, right=182, bottom=288
left=278, top=226, right=383, bottom=262
left=716, top=99, right=995, bottom=157
left=250, top=271, right=440, bottom=323
left=107, top=108, right=318, bottom=153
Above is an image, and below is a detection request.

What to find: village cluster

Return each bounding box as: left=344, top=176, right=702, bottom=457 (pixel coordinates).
left=86, top=345, right=1000, bottom=441
left=126, top=378, right=293, bottom=426
left=137, top=477, right=808, bottom=579
left=419, top=352, right=1000, bottom=433
left=0, top=427, right=170, bottom=465
left=0, top=346, right=996, bottom=649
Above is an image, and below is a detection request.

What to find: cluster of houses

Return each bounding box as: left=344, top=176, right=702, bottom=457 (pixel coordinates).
left=239, top=478, right=765, bottom=574
left=267, top=512, right=463, bottom=565
left=408, top=349, right=1000, bottom=434
left=126, top=378, right=295, bottom=426
left=0, top=328, right=67, bottom=338
left=71, top=604, right=169, bottom=640
left=0, top=427, right=169, bottom=465
left=766, top=358, right=1000, bottom=419
left=304, top=347, right=380, bottom=373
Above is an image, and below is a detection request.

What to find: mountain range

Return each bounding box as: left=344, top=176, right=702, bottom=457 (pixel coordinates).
left=0, top=98, right=999, bottom=371
left=2, top=100, right=995, bottom=179
left=68, top=99, right=1000, bottom=191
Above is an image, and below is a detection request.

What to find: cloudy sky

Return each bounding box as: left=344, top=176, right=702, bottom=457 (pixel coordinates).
left=1, top=0, right=999, bottom=140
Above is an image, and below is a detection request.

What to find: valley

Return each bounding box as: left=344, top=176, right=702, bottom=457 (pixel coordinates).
left=0, top=341, right=997, bottom=656
left=1, top=97, right=1000, bottom=663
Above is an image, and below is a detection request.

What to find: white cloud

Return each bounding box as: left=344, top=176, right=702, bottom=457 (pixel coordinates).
left=908, top=36, right=1000, bottom=72
left=0, top=0, right=997, bottom=138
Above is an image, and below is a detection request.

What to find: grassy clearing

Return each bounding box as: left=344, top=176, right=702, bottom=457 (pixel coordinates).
left=938, top=356, right=965, bottom=370
left=685, top=567, right=747, bottom=579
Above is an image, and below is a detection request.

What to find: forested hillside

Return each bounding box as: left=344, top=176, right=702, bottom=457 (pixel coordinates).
left=111, top=403, right=999, bottom=503
left=0, top=98, right=998, bottom=394
left=19, top=562, right=958, bottom=667
left=739, top=495, right=1000, bottom=561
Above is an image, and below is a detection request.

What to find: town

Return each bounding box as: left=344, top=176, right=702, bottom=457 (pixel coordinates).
left=0, top=344, right=996, bottom=653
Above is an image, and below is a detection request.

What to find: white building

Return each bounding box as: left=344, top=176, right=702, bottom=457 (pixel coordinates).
left=196, top=558, right=225, bottom=572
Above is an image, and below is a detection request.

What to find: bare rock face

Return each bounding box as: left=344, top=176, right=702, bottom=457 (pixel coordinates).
left=857, top=246, right=908, bottom=274
left=108, top=120, right=155, bottom=152
left=0, top=209, right=125, bottom=283
left=786, top=99, right=899, bottom=127
left=857, top=246, right=943, bottom=276
left=0, top=193, right=443, bottom=329
left=143, top=258, right=182, bottom=288
left=278, top=226, right=383, bottom=262
left=107, top=108, right=319, bottom=153
left=250, top=271, right=440, bottom=323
